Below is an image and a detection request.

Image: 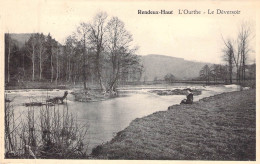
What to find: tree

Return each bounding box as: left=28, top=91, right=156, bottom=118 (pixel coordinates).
left=222, top=38, right=234, bottom=84
left=222, top=22, right=254, bottom=84
left=44, top=34, right=59, bottom=82
left=218, top=65, right=229, bottom=83
left=5, top=33, right=13, bottom=83
left=75, top=22, right=90, bottom=89
left=105, top=16, right=139, bottom=91
left=210, top=64, right=218, bottom=84
left=209, top=64, right=228, bottom=84
left=248, top=63, right=256, bottom=80
left=64, top=36, right=76, bottom=82
left=5, top=34, right=22, bottom=83
left=237, top=22, right=253, bottom=82
left=200, top=65, right=210, bottom=85
left=55, top=45, right=60, bottom=85
left=35, top=33, right=46, bottom=81
left=25, top=34, right=37, bottom=81
left=164, top=73, right=175, bottom=83
left=88, top=12, right=108, bottom=91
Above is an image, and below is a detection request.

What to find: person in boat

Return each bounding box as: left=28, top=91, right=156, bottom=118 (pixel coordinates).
left=180, top=88, right=193, bottom=104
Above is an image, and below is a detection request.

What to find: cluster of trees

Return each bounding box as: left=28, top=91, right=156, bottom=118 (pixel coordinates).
left=152, top=74, right=175, bottom=83
left=199, top=64, right=229, bottom=84
left=5, top=33, right=73, bottom=85
left=222, top=22, right=255, bottom=84
left=5, top=33, right=58, bottom=83
left=164, top=73, right=176, bottom=83
left=199, top=62, right=255, bottom=85
left=5, top=12, right=143, bottom=91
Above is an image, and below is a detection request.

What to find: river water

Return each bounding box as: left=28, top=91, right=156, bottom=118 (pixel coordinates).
left=5, top=83, right=240, bottom=154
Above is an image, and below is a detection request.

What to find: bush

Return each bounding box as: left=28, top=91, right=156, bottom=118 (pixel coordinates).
left=5, top=99, right=89, bottom=159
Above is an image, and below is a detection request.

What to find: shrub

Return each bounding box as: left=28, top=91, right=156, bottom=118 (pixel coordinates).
left=5, top=98, right=89, bottom=159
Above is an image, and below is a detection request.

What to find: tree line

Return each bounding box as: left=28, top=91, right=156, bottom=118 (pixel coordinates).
left=5, top=12, right=143, bottom=91
left=199, top=62, right=255, bottom=86
left=199, top=64, right=230, bottom=84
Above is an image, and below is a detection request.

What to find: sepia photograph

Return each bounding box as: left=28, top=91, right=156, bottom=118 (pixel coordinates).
left=0, top=0, right=258, bottom=163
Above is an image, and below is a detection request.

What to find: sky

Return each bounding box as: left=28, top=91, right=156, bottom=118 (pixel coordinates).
left=1, top=0, right=257, bottom=64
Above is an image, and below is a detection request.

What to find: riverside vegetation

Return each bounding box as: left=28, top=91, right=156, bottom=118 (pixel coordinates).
left=4, top=99, right=89, bottom=159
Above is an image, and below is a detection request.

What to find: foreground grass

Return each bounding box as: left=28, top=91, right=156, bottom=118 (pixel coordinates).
left=92, top=89, right=256, bottom=160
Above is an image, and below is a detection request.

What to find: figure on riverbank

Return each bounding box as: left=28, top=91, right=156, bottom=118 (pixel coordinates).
left=180, top=88, right=193, bottom=104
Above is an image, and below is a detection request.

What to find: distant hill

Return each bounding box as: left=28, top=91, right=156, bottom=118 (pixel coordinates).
left=141, top=54, right=212, bottom=81
left=9, top=33, right=34, bottom=48
left=8, top=33, right=63, bottom=48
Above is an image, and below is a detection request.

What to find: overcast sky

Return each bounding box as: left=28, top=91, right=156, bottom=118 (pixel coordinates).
left=1, top=0, right=256, bottom=64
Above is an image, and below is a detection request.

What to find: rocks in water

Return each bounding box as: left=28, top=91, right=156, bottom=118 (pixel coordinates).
left=149, top=89, right=202, bottom=96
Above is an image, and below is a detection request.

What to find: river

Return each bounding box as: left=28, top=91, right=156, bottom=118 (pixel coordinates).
left=5, top=83, right=240, bottom=154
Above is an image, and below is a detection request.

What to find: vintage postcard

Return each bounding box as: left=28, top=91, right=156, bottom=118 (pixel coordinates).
left=0, top=0, right=259, bottom=163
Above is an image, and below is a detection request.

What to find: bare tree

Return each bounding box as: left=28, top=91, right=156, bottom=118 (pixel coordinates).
left=26, top=34, right=37, bottom=81
left=222, top=22, right=254, bottom=85
left=55, top=46, right=60, bottom=85
left=105, top=16, right=136, bottom=91
left=210, top=64, right=218, bottom=84
left=200, top=65, right=210, bottom=85
left=88, top=12, right=108, bottom=91
left=237, top=22, right=253, bottom=82
left=36, top=33, right=46, bottom=81
left=75, top=22, right=90, bottom=89
left=64, top=36, right=76, bottom=82
left=46, top=36, right=59, bottom=83
left=5, top=33, right=12, bottom=83
left=222, top=37, right=234, bottom=84
left=49, top=38, right=57, bottom=83
left=110, top=47, right=140, bottom=92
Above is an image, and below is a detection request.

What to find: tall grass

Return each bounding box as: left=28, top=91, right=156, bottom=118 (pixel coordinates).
left=5, top=97, right=89, bottom=159
left=5, top=97, right=20, bottom=157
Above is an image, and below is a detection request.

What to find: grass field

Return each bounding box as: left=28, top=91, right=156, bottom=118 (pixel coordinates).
left=91, top=89, right=256, bottom=160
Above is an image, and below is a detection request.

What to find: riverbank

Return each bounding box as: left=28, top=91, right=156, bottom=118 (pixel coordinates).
left=91, top=89, right=256, bottom=160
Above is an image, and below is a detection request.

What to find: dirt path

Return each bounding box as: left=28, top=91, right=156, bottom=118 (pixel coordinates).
left=91, top=89, right=256, bottom=160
